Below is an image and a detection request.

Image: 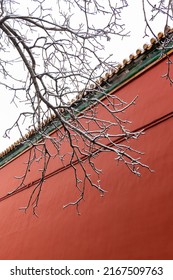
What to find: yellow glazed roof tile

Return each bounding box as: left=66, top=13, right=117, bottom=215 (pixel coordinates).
left=0, top=28, right=173, bottom=159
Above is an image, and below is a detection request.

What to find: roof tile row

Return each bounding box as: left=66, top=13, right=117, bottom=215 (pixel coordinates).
left=0, top=28, right=172, bottom=159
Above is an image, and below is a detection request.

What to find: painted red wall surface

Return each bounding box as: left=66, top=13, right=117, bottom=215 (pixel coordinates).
left=0, top=56, right=173, bottom=260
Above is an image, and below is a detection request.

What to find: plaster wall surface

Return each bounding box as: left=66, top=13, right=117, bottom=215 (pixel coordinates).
left=0, top=56, right=173, bottom=259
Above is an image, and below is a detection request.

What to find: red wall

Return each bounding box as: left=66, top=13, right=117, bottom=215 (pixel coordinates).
left=0, top=56, right=173, bottom=259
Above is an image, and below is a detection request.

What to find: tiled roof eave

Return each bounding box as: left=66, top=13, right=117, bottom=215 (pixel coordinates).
left=0, top=29, right=173, bottom=167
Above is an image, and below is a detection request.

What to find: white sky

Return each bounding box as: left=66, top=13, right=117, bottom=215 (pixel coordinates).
left=0, top=0, right=170, bottom=152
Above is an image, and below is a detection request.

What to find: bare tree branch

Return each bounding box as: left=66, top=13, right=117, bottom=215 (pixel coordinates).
left=0, top=0, right=171, bottom=215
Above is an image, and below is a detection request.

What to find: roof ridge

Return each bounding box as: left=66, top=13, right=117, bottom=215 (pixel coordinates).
left=0, top=28, right=173, bottom=159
